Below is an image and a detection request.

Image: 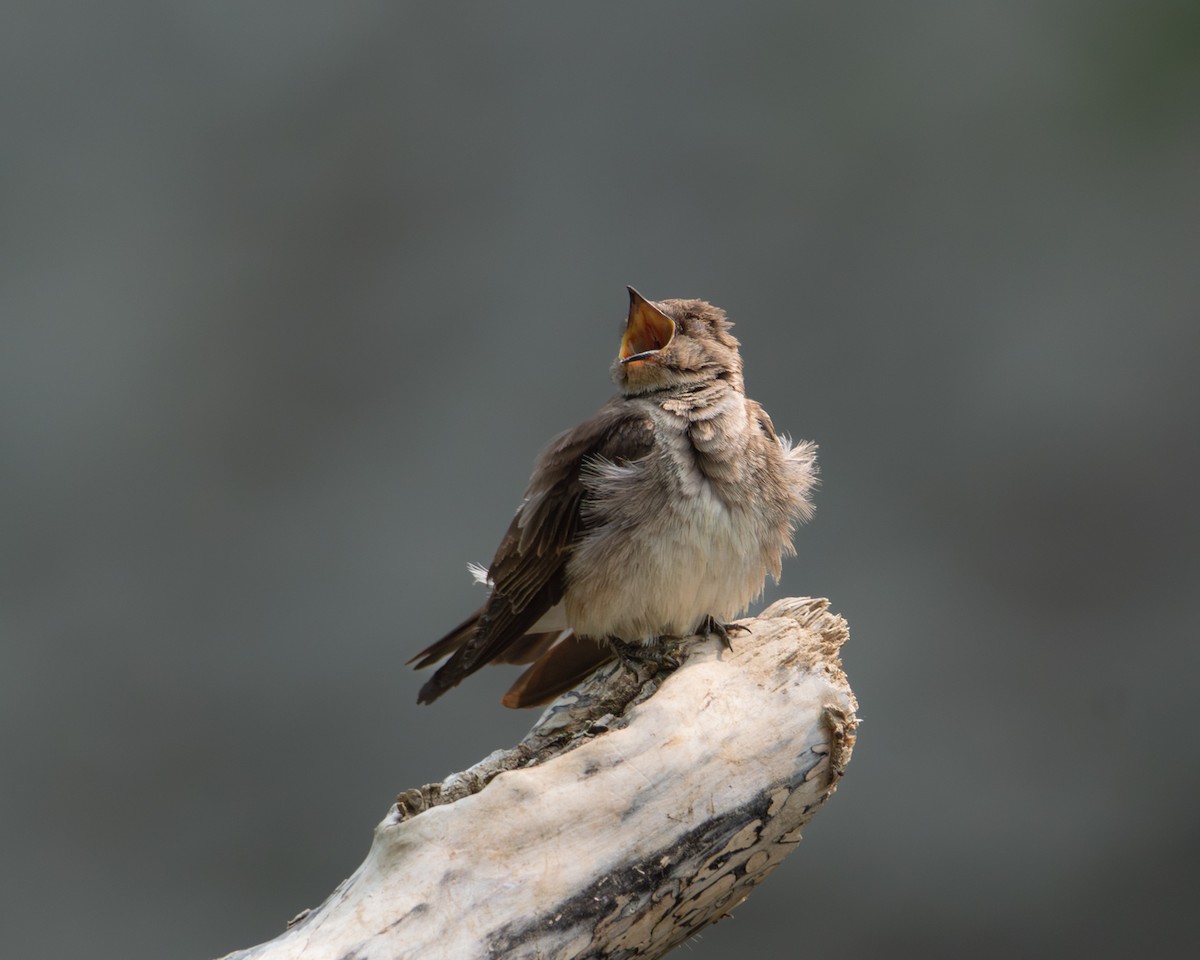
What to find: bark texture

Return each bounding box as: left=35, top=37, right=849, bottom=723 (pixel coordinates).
left=218, top=597, right=857, bottom=960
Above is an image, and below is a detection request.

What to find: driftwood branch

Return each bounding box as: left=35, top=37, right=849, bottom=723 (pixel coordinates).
left=218, top=597, right=857, bottom=960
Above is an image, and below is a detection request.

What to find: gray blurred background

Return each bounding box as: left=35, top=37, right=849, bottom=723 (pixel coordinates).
left=3, top=2, right=1198, bottom=957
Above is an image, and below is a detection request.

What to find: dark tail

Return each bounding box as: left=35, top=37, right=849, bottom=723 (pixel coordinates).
left=501, top=632, right=612, bottom=708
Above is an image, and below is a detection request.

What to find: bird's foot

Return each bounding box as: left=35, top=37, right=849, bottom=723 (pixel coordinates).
left=699, top=615, right=750, bottom=650
left=607, top=636, right=648, bottom=675
left=606, top=637, right=679, bottom=679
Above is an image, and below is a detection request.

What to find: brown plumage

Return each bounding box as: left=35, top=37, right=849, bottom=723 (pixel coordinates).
left=410, top=288, right=818, bottom=706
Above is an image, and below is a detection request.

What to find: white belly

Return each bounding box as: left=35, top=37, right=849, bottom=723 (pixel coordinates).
left=564, top=474, right=771, bottom=642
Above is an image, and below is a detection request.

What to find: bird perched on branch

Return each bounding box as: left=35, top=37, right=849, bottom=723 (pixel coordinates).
left=410, top=288, right=818, bottom=707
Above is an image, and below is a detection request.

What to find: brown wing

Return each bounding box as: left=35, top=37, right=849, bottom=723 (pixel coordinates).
left=414, top=399, right=654, bottom=704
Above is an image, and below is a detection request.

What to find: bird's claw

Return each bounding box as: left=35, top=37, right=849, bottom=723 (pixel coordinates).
left=699, top=615, right=750, bottom=650
left=607, top=636, right=683, bottom=680
left=607, top=637, right=656, bottom=677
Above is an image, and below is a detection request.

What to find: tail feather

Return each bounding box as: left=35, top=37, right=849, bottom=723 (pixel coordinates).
left=406, top=610, right=480, bottom=670
left=494, top=630, right=570, bottom=666
left=501, top=632, right=611, bottom=709
left=411, top=619, right=611, bottom=708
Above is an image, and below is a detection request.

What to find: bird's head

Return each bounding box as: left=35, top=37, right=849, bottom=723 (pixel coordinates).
left=612, top=288, right=744, bottom=395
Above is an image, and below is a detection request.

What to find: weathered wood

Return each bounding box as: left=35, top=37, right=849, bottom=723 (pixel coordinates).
left=218, top=597, right=857, bottom=960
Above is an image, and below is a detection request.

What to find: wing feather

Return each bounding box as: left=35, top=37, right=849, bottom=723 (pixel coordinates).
left=414, top=399, right=654, bottom=703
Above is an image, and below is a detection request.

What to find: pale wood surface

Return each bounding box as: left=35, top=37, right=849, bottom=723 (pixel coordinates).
left=218, top=597, right=857, bottom=960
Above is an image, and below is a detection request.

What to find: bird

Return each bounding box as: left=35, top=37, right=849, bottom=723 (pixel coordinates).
left=409, top=287, right=818, bottom=707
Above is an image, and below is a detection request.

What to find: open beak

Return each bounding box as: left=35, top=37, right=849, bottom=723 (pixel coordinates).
left=620, top=287, right=676, bottom=364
